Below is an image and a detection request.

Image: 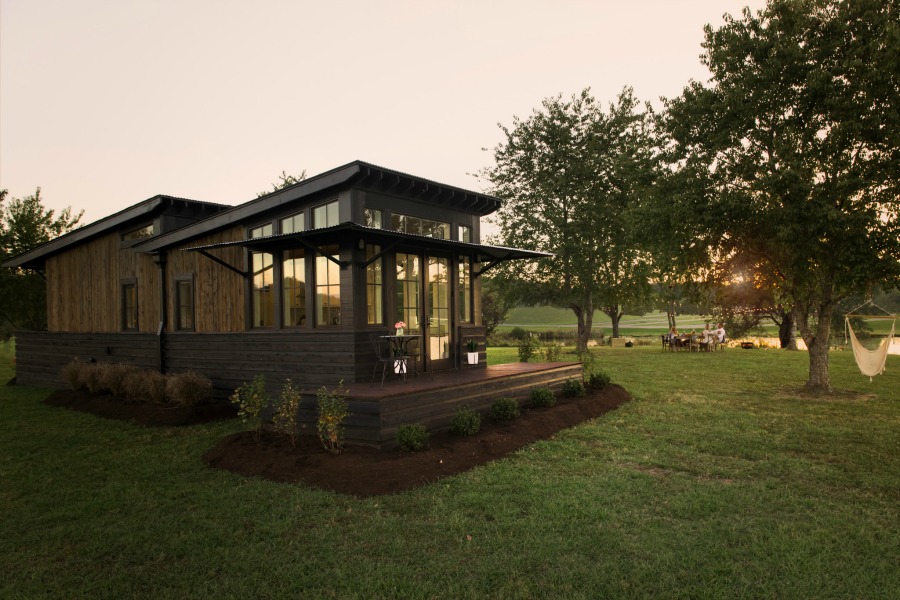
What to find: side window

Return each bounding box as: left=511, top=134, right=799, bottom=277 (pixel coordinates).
left=281, top=212, right=305, bottom=234
left=121, top=280, right=138, bottom=331
left=250, top=223, right=273, bottom=238
left=364, top=208, right=383, bottom=229
left=175, top=276, right=194, bottom=331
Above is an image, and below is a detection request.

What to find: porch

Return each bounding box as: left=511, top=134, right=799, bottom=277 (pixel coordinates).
left=308, top=361, right=584, bottom=447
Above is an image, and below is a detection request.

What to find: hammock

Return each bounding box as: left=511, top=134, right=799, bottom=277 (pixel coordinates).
left=844, top=301, right=896, bottom=382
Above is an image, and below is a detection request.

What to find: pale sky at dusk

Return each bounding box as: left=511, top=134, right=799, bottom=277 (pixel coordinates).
left=1, top=0, right=767, bottom=225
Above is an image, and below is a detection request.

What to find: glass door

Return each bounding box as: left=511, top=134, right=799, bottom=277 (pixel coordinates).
left=426, top=256, right=453, bottom=370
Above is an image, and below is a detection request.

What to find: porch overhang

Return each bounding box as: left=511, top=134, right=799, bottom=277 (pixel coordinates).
left=181, top=222, right=552, bottom=274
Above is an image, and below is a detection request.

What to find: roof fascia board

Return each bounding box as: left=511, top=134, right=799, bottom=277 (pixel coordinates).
left=136, top=163, right=362, bottom=252
left=1, top=198, right=164, bottom=269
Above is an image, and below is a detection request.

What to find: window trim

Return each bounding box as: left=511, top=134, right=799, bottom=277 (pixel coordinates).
left=174, top=274, right=195, bottom=331
left=120, top=278, right=138, bottom=332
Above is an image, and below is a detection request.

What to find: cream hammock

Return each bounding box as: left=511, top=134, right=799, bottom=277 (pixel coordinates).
left=845, top=301, right=896, bottom=382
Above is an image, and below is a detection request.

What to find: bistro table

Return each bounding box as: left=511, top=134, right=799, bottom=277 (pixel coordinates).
left=380, top=334, right=420, bottom=381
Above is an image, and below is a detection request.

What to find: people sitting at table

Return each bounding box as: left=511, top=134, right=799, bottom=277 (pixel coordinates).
left=665, top=326, right=679, bottom=349
left=713, top=323, right=726, bottom=345
left=700, top=323, right=714, bottom=350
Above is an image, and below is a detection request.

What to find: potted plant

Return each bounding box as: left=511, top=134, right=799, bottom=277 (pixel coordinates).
left=465, top=339, right=479, bottom=365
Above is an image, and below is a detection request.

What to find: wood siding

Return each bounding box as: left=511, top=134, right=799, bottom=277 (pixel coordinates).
left=45, top=232, right=160, bottom=333
left=165, top=226, right=246, bottom=333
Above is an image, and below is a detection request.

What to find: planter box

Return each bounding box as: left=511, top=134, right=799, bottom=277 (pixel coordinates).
left=466, top=352, right=479, bottom=365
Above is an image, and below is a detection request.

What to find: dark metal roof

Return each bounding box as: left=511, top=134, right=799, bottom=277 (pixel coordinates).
left=2, top=195, right=228, bottom=269
left=137, top=161, right=503, bottom=253
left=183, top=222, right=551, bottom=264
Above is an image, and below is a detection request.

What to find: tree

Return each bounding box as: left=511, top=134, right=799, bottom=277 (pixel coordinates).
left=653, top=0, right=900, bottom=391
left=256, top=169, right=307, bottom=198
left=480, top=277, right=510, bottom=337
left=482, top=87, right=658, bottom=350
left=0, top=188, right=83, bottom=331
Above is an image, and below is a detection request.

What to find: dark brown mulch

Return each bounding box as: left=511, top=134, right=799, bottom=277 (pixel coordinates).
left=43, top=389, right=237, bottom=427
left=203, top=384, right=631, bottom=497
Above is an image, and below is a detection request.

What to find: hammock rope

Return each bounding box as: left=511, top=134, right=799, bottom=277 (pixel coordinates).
left=844, top=300, right=896, bottom=382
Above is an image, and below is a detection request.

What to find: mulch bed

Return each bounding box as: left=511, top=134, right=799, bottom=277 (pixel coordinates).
left=203, top=384, right=631, bottom=497
left=43, top=389, right=237, bottom=427
left=41, top=384, right=631, bottom=497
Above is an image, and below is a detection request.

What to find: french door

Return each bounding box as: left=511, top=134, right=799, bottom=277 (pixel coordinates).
left=395, top=252, right=454, bottom=371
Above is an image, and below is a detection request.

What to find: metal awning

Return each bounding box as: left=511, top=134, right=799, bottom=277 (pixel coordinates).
left=182, top=222, right=552, bottom=277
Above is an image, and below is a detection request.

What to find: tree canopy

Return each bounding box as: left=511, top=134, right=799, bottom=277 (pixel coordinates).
left=256, top=169, right=307, bottom=198
left=651, top=0, right=900, bottom=390
left=482, top=87, right=658, bottom=350
left=0, top=188, right=83, bottom=332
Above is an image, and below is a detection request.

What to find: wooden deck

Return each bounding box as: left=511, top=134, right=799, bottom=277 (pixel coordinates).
left=305, top=362, right=585, bottom=447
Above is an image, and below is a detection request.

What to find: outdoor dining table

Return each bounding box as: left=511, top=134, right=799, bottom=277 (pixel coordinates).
left=380, top=334, right=420, bottom=380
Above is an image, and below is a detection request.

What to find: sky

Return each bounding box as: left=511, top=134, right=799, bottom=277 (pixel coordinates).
left=1, top=0, right=768, bottom=225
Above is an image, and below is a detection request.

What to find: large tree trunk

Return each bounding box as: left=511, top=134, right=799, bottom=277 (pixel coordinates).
left=797, top=301, right=834, bottom=393
left=605, top=305, right=623, bottom=338
left=572, top=296, right=594, bottom=352
left=778, top=310, right=794, bottom=349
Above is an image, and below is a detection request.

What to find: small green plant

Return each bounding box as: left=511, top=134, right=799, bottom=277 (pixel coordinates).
left=589, top=371, right=611, bottom=390
left=575, top=348, right=597, bottom=374
left=317, top=380, right=349, bottom=454
left=562, top=378, right=585, bottom=397
left=230, top=375, right=270, bottom=441
left=518, top=333, right=539, bottom=362
left=166, top=371, right=213, bottom=407
left=490, top=397, right=520, bottom=422
left=395, top=423, right=429, bottom=452
left=273, top=379, right=303, bottom=447
left=542, top=342, right=561, bottom=362
left=466, top=338, right=478, bottom=352
left=530, top=387, right=556, bottom=408
left=449, top=405, right=481, bottom=437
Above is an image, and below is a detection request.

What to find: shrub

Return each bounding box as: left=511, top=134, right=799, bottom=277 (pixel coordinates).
left=122, top=370, right=150, bottom=404
left=230, top=375, right=270, bottom=440
left=84, top=363, right=107, bottom=394
left=518, top=333, right=539, bottom=362
left=102, top=363, right=140, bottom=398
left=449, top=405, right=481, bottom=437
left=166, top=371, right=213, bottom=408
left=144, top=371, right=169, bottom=405
left=60, top=360, right=88, bottom=390
left=562, top=378, right=585, bottom=398
left=543, top=342, right=562, bottom=362
left=273, top=379, right=303, bottom=447
left=317, top=380, right=349, bottom=454
left=510, top=326, right=528, bottom=340
left=490, top=397, right=520, bottom=422
left=589, top=371, right=611, bottom=390
left=396, top=424, right=429, bottom=452
left=530, top=387, right=556, bottom=408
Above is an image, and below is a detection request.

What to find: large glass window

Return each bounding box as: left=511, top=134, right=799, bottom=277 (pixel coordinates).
left=316, top=245, right=341, bottom=326
left=364, top=208, right=383, bottom=229
left=121, top=282, right=137, bottom=331
left=391, top=213, right=450, bottom=239
left=250, top=223, right=273, bottom=238
left=251, top=252, right=275, bottom=327
left=313, top=200, right=339, bottom=228
left=283, top=250, right=306, bottom=327
left=395, top=253, right=420, bottom=333
left=366, top=245, right=383, bottom=325
left=281, top=212, right=305, bottom=234
left=458, top=256, right=471, bottom=323
left=175, top=277, right=194, bottom=330
left=123, top=224, right=156, bottom=241
left=459, top=225, right=471, bottom=243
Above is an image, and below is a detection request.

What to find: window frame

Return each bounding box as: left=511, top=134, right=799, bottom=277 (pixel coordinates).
left=121, top=279, right=138, bottom=331
left=174, top=274, right=195, bottom=331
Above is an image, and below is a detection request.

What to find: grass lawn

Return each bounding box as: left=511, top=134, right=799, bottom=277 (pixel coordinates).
left=2, top=341, right=898, bottom=598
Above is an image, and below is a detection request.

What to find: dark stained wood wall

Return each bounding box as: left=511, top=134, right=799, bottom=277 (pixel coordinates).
left=164, top=226, right=246, bottom=333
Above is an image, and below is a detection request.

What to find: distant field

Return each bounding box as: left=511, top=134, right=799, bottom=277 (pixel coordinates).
left=498, top=306, right=894, bottom=337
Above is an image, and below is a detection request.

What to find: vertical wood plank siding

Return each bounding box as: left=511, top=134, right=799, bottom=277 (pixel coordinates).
left=45, top=232, right=159, bottom=333
left=165, top=226, right=246, bottom=333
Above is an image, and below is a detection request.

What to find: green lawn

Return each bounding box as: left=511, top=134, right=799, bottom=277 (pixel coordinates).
left=1, top=342, right=898, bottom=599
